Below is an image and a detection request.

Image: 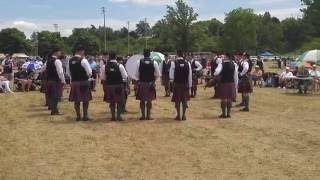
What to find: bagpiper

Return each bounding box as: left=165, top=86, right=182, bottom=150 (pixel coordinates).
left=101, top=51, right=128, bottom=121
left=67, top=47, right=93, bottom=121
left=214, top=53, right=238, bottom=118
left=170, top=50, right=192, bottom=121
left=159, top=53, right=172, bottom=97
left=190, top=55, right=203, bottom=98
left=44, top=48, right=65, bottom=115
left=237, top=52, right=253, bottom=112
left=135, top=49, right=160, bottom=120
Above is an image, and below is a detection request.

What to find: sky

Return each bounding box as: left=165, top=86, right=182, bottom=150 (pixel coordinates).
left=0, top=0, right=302, bottom=37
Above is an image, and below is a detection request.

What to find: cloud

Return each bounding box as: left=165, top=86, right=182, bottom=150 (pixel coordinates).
left=13, top=21, right=38, bottom=31
left=108, top=0, right=173, bottom=6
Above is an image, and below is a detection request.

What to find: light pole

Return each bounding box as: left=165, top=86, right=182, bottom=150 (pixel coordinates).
left=101, top=7, right=107, bottom=52
left=127, top=21, right=130, bottom=55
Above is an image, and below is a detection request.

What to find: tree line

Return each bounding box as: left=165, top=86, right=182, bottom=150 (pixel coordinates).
left=0, top=0, right=319, bottom=57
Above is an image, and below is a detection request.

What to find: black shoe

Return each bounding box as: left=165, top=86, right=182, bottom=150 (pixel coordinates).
left=226, top=114, right=231, bottom=118
left=82, top=117, right=92, bottom=121
left=76, top=117, right=81, bottom=121
left=117, top=117, right=124, bottom=121
left=146, top=117, right=154, bottom=121
left=219, top=114, right=227, bottom=119
left=240, top=108, right=249, bottom=112
left=139, top=117, right=146, bottom=120
left=181, top=116, right=186, bottom=121
left=174, top=116, right=181, bottom=121
left=111, top=117, right=116, bottom=121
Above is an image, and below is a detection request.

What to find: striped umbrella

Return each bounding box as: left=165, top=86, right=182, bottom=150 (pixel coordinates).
left=296, top=49, right=320, bottom=66
left=151, top=52, right=165, bottom=64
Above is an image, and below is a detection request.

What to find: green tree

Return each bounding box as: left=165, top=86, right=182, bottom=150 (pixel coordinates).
left=220, top=8, right=258, bottom=52
left=0, top=28, right=30, bottom=54
left=165, top=0, right=198, bottom=52
left=68, top=28, right=100, bottom=55
left=135, top=20, right=151, bottom=37
left=30, top=31, right=65, bottom=58
left=301, top=0, right=320, bottom=36
left=281, top=18, right=308, bottom=51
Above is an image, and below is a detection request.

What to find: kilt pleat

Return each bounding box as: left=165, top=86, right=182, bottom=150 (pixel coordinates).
left=238, top=75, right=253, bottom=93
left=171, top=83, right=190, bottom=102
left=46, top=81, right=63, bottom=100
left=215, top=82, right=236, bottom=99
left=136, top=82, right=156, bottom=101
left=69, top=81, right=92, bottom=102
left=103, top=84, right=125, bottom=103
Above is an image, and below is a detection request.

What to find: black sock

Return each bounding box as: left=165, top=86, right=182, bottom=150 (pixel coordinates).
left=83, top=102, right=89, bottom=118
left=227, top=100, right=232, bottom=116
left=140, top=101, right=146, bottom=118
left=221, top=101, right=226, bottom=116
left=175, top=102, right=181, bottom=118
left=182, top=102, right=188, bottom=119
left=74, top=102, right=81, bottom=119
left=110, top=103, right=116, bottom=119
left=146, top=102, right=152, bottom=118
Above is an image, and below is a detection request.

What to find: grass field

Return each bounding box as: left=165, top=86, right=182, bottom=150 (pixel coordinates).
left=1, top=62, right=320, bottom=179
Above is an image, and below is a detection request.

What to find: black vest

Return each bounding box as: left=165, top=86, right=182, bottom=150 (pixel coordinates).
left=3, top=59, right=13, bottom=73
left=211, top=58, right=219, bottom=75
left=162, top=60, right=171, bottom=77
left=47, top=58, right=60, bottom=81
left=69, top=56, right=88, bottom=82
left=248, top=59, right=253, bottom=73
left=105, top=62, right=123, bottom=85
left=221, top=61, right=235, bottom=83
left=191, top=60, right=197, bottom=72
left=238, top=62, right=244, bottom=73
left=139, top=58, right=155, bottom=82
left=174, top=59, right=189, bottom=84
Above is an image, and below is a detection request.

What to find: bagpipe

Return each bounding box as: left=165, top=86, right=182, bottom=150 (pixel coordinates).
left=204, top=75, right=221, bottom=89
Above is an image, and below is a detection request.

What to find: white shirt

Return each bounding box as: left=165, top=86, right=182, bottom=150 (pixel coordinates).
left=100, top=60, right=128, bottom=82
left=280, top=71, right=294, bottom=79
left=214, top=60, right=239, bottom=87
left=135, top=58, right=161, bottom=81
left=66, top=55, right=92, bottom=81
left=309, top=70, right=320, bottom=77
left=169, top=58, right=193, bottom=88
left=191, top=60, right=203, bottom=71
left=240, top=60, right=249, bottom=76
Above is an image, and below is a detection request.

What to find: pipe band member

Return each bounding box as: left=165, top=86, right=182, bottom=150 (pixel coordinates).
left=159, top=53, right=172, bottom=97
left=214, top=53, right=238, bottom=118
left=67, top=46, right=93, bottom=121
left=101, top=51, right=128, bottom=121
left=135, top=49, right=161, bottom=120
left=43, top=48, right=65, bottom=115
left=238, top=52, right=253, bottom=112
left=190, top=55, right=203, bottom=98
left=170, top=50, right=192, bottom=121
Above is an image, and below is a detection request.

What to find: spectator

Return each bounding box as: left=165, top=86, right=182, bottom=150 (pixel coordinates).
left=279, top=67, right=294, bottom=88
left=296, top=67, right=310, bottom=94
left=0, top=75, right=14, bottom=93
left=89, top=57, right=97, bottom=91
left=1, top=54, right=14, bottom=87
left=252, top=66, right=263, bottom=86
left=256, top=56, right=264, bottom=73
left=309, top=65, right=320, bottom=78
left=14, top=67, right=33, bottom=92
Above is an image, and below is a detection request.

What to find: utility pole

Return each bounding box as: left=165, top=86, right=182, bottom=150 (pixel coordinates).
left=102, top=7, right=107, bottom=52
left=127, top=21, right=130, bottom=55
left=144, top=18, right=148, bottom=49
left=53, top=24, right=58, bottom=32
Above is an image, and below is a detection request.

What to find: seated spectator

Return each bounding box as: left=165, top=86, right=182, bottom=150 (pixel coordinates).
left=252, top=66, right=263, bottom=86
left=14, top=67, right=33, bottom=92
left=297, top=67, right=310, bottom=94
left=309, top=65, right=320, bottom=78
left=279, top=67, right=294, bottom=88
left=0, top=75, right=14, bottom=93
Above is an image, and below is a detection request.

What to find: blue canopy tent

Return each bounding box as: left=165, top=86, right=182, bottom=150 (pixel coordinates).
left=260, top=51, right=274, bottom=57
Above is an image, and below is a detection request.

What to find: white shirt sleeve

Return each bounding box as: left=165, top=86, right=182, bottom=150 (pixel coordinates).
left=55, top=59, right=65, bottom=83
left=135, top=60, right=140, bottom=80
left=1, top=60, right=5, bottom=66
left=154, top=61, right=161, bottom=80
left=240, top=61, right=249, bottom=76
left=195, top=61, right=203, bottom=71
left=234, top=63, right=239, bottom=87
left=169, top=61, right=175, bottom=82
left=214, top=63, right=223, bottom=76
left=119, top=64, right=128, bottom=82
left=81, top=59, right=92, bottom=78
left=188, top=62, right=192, bottom=88
left=159, top=61, right=163, bottom=77
left=100, top=64, right=106, bottom=81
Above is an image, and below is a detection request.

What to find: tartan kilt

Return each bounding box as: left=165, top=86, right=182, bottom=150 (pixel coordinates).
left=238, top=75, right=253, bottom=93
left=215, top=82, right=236, bottom=99
left=171, top=83, right=190, bottom=102
left=69, top=81, right=92, bottom=102
left=136, top=82, right=156, bottom=101
left=46, top=81, right=63, bottom=100
left=103, top=84, right=125, bottom=103
left=40, top=80, right=47, bottom=93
